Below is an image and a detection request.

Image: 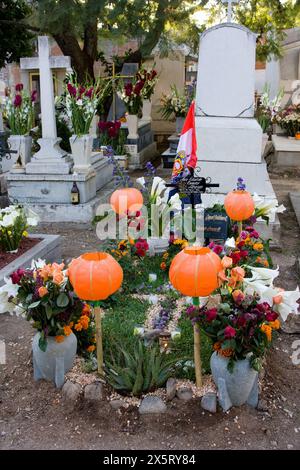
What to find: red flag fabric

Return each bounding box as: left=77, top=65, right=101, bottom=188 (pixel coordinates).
left=171, top=101, right=198, bottom=183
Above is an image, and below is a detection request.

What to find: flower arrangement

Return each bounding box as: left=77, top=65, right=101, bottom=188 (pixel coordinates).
left=136, top=67, right=158, bottom=100
left=185, top=258, right=299, bottom=371
left=98, top=120, right=127, bottom=155
left=0, top=205, right=38, bottom=252
left=273, top=104, right=300, bottom=137
left=160, top=85, right=188, bottom=120
left=0, top=259, right=99, bottom=354
left=159, top=237, right=189, bottom=272
left=255, top=85, right=284, bottom=133
left=118, top=77, right=144, bottom=115
left=111, top=237, right=149, bottom=259
left=4, top=83, right=36, bottom=135
left=65, top=77, right=107, bottom=135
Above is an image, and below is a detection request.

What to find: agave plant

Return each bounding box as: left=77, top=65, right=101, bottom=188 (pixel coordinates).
left=104, top=340, right=177, bottom=396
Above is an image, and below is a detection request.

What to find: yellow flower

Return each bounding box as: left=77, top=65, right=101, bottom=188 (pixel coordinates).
left=8, top=230, right=12, bottom=236
left=162, top=252, right=169, bottom=260
left=253, top=243, right=264, bottom=252
left=55, top=335, right=65, bottom=343
left=118, top=240, right=128, bottom=251
left=22, top=231, right=28, bottom=237
left=261, top=324, right=272, bottom=342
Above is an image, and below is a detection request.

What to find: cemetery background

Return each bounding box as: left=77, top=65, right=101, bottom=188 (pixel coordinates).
left=0, top=0, right=300, bottom=451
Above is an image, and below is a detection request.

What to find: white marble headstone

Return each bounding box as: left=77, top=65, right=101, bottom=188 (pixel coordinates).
left=195, top=24, right=257, bottom=118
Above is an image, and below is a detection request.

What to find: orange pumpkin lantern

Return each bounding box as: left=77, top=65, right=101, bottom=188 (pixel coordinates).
left=224, top=190, right=255, bottom=222
left=110, top=188, right=143, bottom=215
left=68, top=252, right=123, bottom=301
left=169, top=247, right=222, bottom=297
left=68, top=252, right=123, bottom=376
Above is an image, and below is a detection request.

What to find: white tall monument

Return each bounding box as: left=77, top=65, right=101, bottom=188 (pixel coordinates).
left=21, top=36, right=72, bottom=174
left=195, top=3, right=278, bottom=212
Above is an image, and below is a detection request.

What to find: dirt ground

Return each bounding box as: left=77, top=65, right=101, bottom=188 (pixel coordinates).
left=0, top=169, right=299, bottom=450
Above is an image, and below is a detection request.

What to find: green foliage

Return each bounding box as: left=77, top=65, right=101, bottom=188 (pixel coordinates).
left=0, top=0, right=34, bottom=68
left=104, top=340, right=177, bottom=396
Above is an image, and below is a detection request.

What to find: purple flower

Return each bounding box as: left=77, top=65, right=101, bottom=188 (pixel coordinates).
left=237, top=177, right=246, bottom=191
left=85, top=87, right=93, bottom=98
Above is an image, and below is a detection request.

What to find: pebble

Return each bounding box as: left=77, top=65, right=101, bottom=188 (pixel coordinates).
left=62, top=380, right=81, bottom=402
left=139, top=396, right=167, bottom=414
left=84, top=381, right=103, bottom=402
left=257, top=399, right=269, bottom=412
left=176, top=387, right=193, bottom=402
left=201, top=392, right=217, bottom=413
left=166, top=378, right=177, bottom=401
left=110, top=399, right=126, bottom=410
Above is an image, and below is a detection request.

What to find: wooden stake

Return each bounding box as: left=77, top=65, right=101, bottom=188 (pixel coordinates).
left=238, top=221, right=243, bottom=236
left=193, top=297, right=202, bottom=388
left=94, top=305, right=103, bottom=376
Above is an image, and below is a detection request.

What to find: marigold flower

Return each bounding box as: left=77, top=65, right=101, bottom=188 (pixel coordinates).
left=79, top=315, right=90, bottom=330
left=162, top=252, right=169, bottom=260
left=82, top=303, right=91, bottom=316
left=86, top=345, right=96, bottom=353
left=75, top=322, right=83, bottom=332
left=55, top=335, right=65, bottom=343
left=269, top=319, right=280, bottom=330
left=38, top=286, right=48, bottom=297
left=213, top=342, right=221, bottom=351
left=253, top=243, right=264, bottom=252
left=261, top=324, right=272, bottom=342
left=63, top=325, right=72, bottom=336
left=263, top=260, right=269, bottom=267
left=160, top=261, right=167, bottom=271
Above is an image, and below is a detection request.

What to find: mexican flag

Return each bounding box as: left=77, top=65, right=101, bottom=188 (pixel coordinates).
left=171, top=101, right=198, bottom=183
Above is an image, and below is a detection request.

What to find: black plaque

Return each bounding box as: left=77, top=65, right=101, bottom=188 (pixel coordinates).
left=204, top=210, right=229, bottom=242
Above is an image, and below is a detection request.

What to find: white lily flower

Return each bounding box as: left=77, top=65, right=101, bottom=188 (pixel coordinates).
left=151, top=177, right=166, bottom=198
left=224, top=237, right=236, bottom=250
left=259, top=286, right=300, bottom=322
left=31, top=258, right=46, bottom=270
left=168, top=193, right=182, bottom=211
left=0, top=212, right=18, bottom=227
left=136, top=177, right=145, bottom=187
left=253, top=193, right=286, bottom=218
left=0, top=278, right=20, bottom=314
left=245, top=265, right=280, bottom=286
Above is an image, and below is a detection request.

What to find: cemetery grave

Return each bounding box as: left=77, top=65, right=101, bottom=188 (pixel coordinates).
left=0, top=0, right=299, bottom=453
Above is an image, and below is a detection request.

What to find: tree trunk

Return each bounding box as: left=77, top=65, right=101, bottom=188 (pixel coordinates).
left=53, top=32, right=95, bottom=82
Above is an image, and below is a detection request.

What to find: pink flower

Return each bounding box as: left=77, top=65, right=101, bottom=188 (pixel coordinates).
left=213, top=245, right=223, bottom=255
left=10, top=268, right=26, bottom=285
left=85, top=87, right=93, bottom=98
left=31, top=90, right=37, bottom=102
left=224, top=325, right=236, bottom=339
left=205, top=308, right=217, bottom=322
left=14, top=94, right=22, bottom=107
left=15, top=83, right=23, bottom=92
left=67, top=83, right=77, bottom=97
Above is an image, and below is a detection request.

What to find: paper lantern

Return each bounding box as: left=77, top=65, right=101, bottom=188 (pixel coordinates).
left=110, top=188, right=143, bottom=215
left=169, top=247, right=222, bottom=297
left=224, top=189, right=255, bottom=222
left=68, top=252, right=123, bottom=301
left=68, top=252, right=123, bottom=376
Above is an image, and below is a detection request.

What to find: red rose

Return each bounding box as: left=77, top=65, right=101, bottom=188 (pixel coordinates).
left=10, top=268, right=26, bottom=284
left=239, top=250, right=249, bottom=259
left=224, top=325, right=236, bottom=339
left=213, top=245, right=223, bottom=255
left=205, top=308, right=217, bottom=322
left=230, top=252, right=241, bottom=265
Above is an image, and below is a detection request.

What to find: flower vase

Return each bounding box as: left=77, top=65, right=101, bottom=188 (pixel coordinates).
left=176, top=117, right=185, bottom=135
left=69, top=134, right=93, bottom=174
left=127, top=114, right=139, bottom=140
left=8, top=135, right=32, bottom=173
left=142, top=99, right=152, bottom=122
left=210, top=351, right=259, bottom=412
left=147, top=237, right=169, bottom=257
left=32, top=332, right=77, bottom=388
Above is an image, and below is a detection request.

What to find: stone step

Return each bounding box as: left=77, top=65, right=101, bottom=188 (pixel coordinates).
left=161, top=148, right=176, bottom=168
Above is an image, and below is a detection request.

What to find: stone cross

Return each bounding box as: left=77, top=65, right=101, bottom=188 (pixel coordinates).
left=221, top=0, right=240, bottom=23
left=21, top=36, right=72, bottom=174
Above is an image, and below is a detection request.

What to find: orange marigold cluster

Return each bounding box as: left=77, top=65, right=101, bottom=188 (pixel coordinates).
left=74, top=315, right=90, bottom=331
left=213, top=341, right=233, bottom=358
left=261, top=324, right=272, bottom=342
